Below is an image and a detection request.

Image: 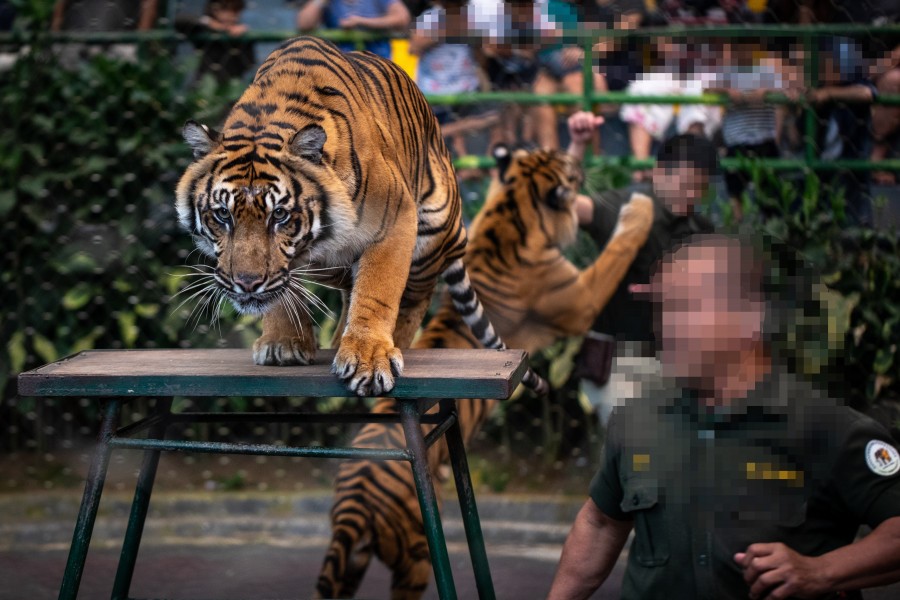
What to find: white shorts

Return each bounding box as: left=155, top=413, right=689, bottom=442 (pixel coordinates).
left=620, top=71, right=722, bottom=140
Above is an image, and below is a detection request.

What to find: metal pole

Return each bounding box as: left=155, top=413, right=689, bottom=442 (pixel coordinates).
left=399, top=399, right=458, bottom=600
left=111, top=398, right=172, bottom=600
left=59, top=399, right=122, bottom=600
left=443, top=400, right=496, bottom=600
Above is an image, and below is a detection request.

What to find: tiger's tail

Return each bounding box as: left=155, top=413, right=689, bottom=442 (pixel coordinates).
left=315, top=500, right=373, bottom=599
left=442, top=259, right=550, bottom=395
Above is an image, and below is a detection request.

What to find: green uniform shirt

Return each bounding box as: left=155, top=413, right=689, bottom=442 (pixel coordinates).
left=590, top=368, right=900, bottom=600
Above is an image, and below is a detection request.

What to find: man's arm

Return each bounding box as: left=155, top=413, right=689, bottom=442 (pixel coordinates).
left=137, top=0, right=159, bottom=30
left=566, top=111, right=603, bottom=164
left=343, top=1, right=411, bottom=30
left=807, top=84, right=876, bottom=105
left=297, top=0, right=327, bottom=32
left=51, top=0, right=69, bottom=31
left=737, top=516, right=900, bottom=599
left=547, top=499, right=633, bottom=600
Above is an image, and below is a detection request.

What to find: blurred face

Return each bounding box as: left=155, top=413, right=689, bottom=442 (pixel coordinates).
left=651, top=165, right=709, bottom=216
left=653, top=244, right=763, bottom=388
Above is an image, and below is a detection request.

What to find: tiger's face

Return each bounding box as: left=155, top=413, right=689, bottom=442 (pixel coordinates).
left=175, top=121, right=354, bottom=315
left=493, top=145, right=584, bottom=248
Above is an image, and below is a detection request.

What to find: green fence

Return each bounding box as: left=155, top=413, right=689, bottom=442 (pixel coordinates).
left=4, top=23, right=900, bottom=172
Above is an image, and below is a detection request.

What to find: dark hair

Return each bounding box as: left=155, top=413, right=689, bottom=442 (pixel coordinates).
left=205, top=0, right=245, bottom=15
left=656, top=133, right=718, bottom=175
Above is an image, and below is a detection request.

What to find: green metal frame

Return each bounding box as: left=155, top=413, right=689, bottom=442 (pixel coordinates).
left=52, top=395, right=494, bottom=600
left=17, top=347, right=527, bottom=600
left=5, top=23, right=900, bottom=172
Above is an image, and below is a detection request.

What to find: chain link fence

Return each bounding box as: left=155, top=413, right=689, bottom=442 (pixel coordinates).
left=2, top=0, right=899, bottom=495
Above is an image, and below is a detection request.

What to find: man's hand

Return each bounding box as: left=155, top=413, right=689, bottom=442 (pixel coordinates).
left=568, top=111, right=604, bottom=145
left=735, top=543, right=831, bottom=599
left=561, top=46, right=585, bottom=70
left=806, top=87, right=831, bottom=104
left=339, top=14, right=363, bottom=29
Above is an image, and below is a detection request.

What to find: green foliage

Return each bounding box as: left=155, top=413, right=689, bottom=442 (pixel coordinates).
left=718, top=163, right=900, bottom=408
left=1, top=41, right=245, bottom=407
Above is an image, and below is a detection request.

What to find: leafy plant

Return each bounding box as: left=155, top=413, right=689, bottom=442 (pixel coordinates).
left=721, top=162, right=899, bottom=410
left=0, top=28, right=247, bottom=447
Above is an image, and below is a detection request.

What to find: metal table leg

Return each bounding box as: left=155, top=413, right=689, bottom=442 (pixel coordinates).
left=59, top=399, right=122, bottom=600
left=444, top=399, right=496, bottom=600
left=111, top=398, right=172, bottom=600
left=399, top=399, right=458, bottom=600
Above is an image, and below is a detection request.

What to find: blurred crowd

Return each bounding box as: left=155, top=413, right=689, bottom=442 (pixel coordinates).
left=5, top=0, right=900, bottom=222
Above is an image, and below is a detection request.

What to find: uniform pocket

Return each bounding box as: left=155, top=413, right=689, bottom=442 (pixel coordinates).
left=620, top=480, right=670, bottom=567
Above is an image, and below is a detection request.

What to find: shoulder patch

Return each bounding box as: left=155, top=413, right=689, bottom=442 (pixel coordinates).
left=865, top=440, right=900, bottom=477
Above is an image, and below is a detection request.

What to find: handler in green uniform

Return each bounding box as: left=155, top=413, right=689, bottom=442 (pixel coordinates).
left=548, top=235, right=900, bottom=600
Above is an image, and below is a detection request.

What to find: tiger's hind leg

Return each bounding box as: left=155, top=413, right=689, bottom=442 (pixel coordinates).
left=315, top=527, right=374, bottom=599
left=336, top=540, right=374, bottom=599
left=389, top=543, right=432, bottom=600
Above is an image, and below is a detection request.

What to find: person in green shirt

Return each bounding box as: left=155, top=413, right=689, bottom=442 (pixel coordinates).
left=547, top=234, right=900, bottom=600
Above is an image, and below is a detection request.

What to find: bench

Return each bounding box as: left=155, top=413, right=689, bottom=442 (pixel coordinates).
left=18, top=347, right=528, bottom=600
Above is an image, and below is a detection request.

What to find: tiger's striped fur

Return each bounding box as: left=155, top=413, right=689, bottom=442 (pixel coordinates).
left=315, top=146, right=655, bottom=599
left=175, top=36, right=545, bottom=396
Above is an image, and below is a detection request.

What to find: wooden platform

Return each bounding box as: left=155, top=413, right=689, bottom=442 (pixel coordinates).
left=18, top=348, right=529, bottom=399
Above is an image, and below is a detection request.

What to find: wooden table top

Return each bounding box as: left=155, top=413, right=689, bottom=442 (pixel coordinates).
left=17, top=348, right=529, bottom=399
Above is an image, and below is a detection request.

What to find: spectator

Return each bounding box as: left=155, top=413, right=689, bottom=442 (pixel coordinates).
left=619, top=34, right=722, bottom=181
left=566, top=111, right=717, bottom=425
left=50, top=0, right=159, bottom=65
left=481, top=0, right=542, bottom=146
left=409, top=0, right=497, bottom=174
left=548, top=233, right=900, bottom=600
left=591, top=0, right=647, bottom=118
left=792, top=1, right=900, bottom=190
left=870, top=43, right=900, bottom=185
left=296, top=0, right=412, bottom=60
left=802, top=37, right=877, bottom=225
left=531, top=0, right=611, bottom=150
left=175, top=0, right=255, bottom=85
left=705, top=39, right=789, bottom=220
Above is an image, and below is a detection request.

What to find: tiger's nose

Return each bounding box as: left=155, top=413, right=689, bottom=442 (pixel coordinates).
left=233, top=273, right=266, bottom=293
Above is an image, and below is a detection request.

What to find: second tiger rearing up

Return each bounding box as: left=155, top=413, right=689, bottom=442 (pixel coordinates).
left=175, top=36, right=545, bottom=395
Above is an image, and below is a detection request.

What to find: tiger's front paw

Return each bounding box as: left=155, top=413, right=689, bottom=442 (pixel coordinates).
left=252, top=334, right=316, bottom=366
left=612, top=192, right=655, bottom=238
left=332, top=332, right=403, bottom=396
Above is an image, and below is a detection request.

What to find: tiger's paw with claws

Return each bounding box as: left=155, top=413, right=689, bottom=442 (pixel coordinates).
left=253, top=334, right=316, bottom=366
left=332, top=332, right=403, bottom=396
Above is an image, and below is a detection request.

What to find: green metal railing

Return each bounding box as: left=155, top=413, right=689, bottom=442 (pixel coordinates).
left=5, top=24, right=900, bottom=173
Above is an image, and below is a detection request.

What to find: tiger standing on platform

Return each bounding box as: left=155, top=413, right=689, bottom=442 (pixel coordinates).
left=175, top=36, right=545, bottom=398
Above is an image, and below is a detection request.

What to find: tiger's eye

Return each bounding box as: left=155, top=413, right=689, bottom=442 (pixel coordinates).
left=214, top=206, right=230, bottom=222
left=272, top=207, right=289, bottom=223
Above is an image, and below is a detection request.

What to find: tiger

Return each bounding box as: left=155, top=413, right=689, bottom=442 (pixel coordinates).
left=175, top=36, right=545, bottom=396
left=314, top=145, right=655, bottom=599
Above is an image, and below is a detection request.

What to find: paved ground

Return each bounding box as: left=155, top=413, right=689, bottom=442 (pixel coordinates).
left=2, top=540, right=626, bottom=600
left=3, top=491, right=900, bottom=600
left=0, top=491, right=618, bottom=600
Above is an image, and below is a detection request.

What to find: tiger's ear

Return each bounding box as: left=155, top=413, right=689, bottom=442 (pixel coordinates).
left=183, top=120, right=218, bottom=159
left=290, top=125, right=327, bottom=164
left=491, top=144, right=512, bottom=182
